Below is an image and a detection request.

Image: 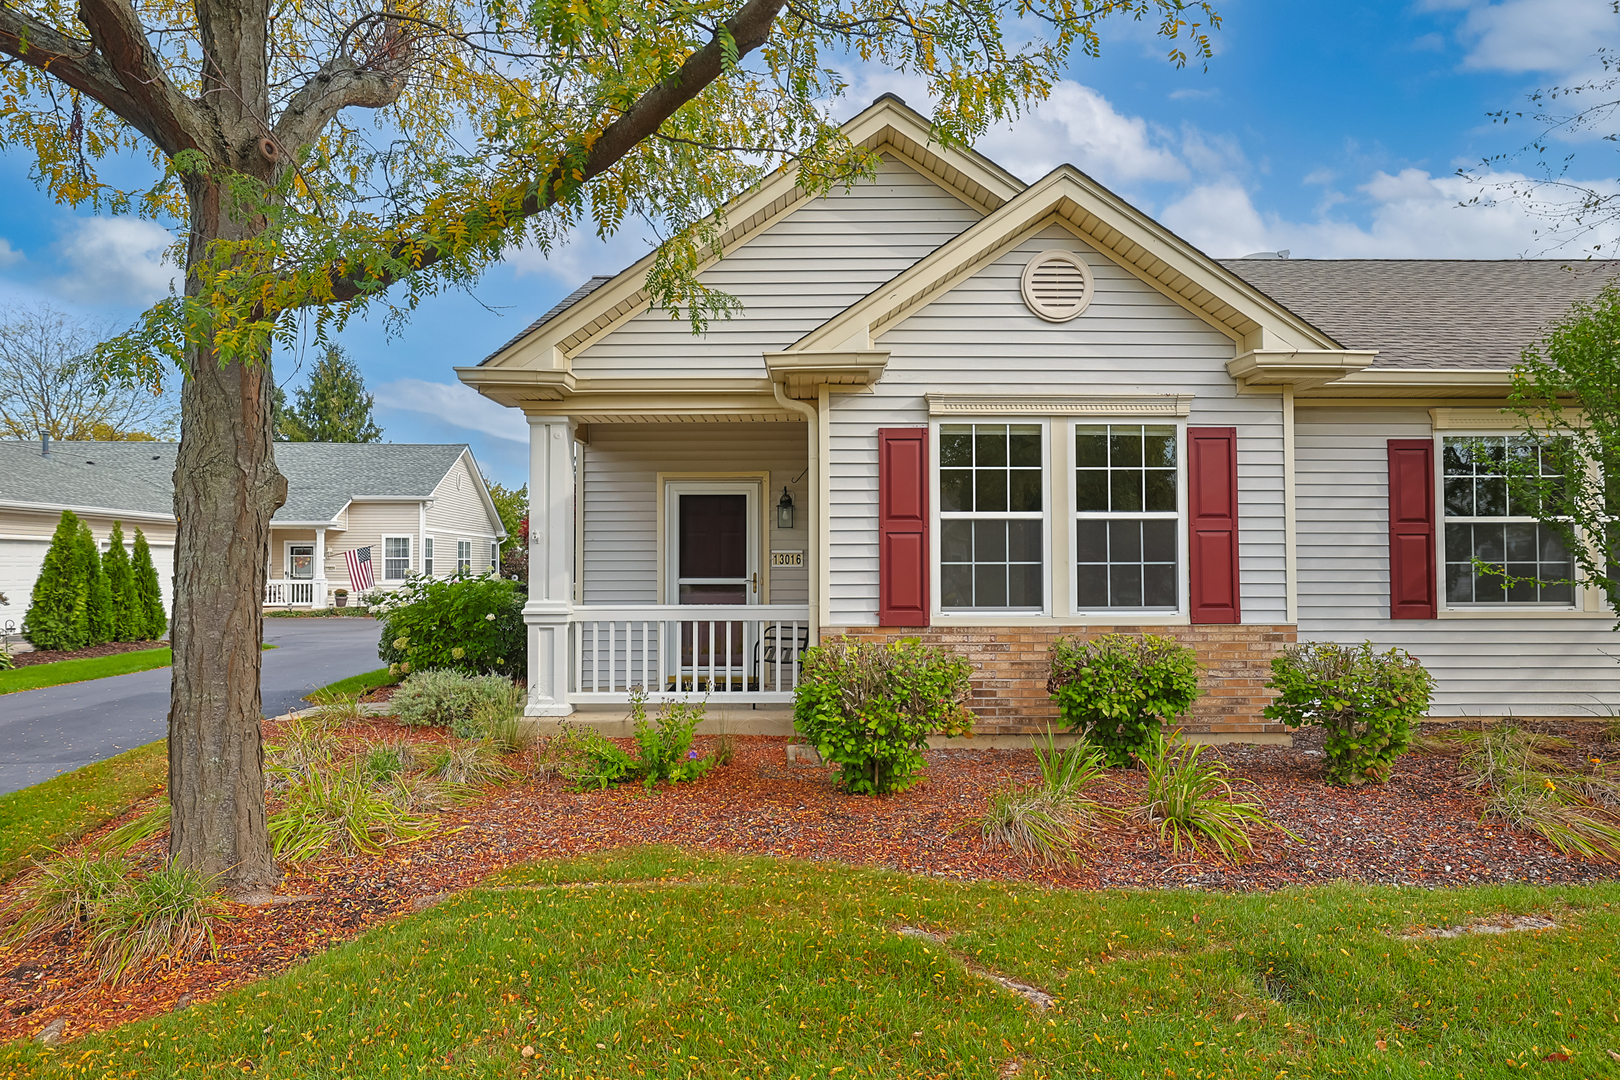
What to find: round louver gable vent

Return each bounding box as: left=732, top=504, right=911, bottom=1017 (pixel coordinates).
left=1020, top=250, right=1095, bottom=323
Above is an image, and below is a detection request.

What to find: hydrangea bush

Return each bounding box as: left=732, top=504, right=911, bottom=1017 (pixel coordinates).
left=376, top=573, right=524, bottom=677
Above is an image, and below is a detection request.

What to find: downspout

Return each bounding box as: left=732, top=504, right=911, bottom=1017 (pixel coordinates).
left=772, top=380, right=821, bottom=645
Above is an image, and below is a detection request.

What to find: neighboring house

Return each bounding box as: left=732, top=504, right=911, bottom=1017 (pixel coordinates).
left=458, top=95, right=1620, bottom=733
left=0, top=441, right=505, bottom=621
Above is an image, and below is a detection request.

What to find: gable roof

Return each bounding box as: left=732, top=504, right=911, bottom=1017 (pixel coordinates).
left=482, top=275, right=615, bottom=366
left=0, top=441, right=480, bottom=525
left=1219, top=259, right=1620, bottom=370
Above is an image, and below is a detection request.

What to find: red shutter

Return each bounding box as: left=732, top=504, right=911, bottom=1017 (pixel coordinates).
left=878, top=427, right=930, bottom=627
left=1188, top=427, right=1241, bottom=624
left=1388, top=439, right=1437, bottom=619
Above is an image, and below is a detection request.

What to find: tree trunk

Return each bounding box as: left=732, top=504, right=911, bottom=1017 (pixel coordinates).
left=167, top=177, right=287, bottom=895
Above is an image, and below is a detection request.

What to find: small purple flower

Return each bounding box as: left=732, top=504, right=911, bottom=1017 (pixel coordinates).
left=688, top=750, right=700, bottom=759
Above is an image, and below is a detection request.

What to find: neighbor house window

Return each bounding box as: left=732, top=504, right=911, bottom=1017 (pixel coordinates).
left=382, top=536, right=411, bottom=581
left=491, top=541, right=500, bottom=571
left=938, top=422, right=1044, bottom=610
left=288, top=544, right=315, bottom=580
left=422, top=537, right=434, bottom=577
left=1074, top=424, right=1179, bottom=610
left=457, top=540, right=472, bottom=575
left=1442, top=434, right=1574, bottom=605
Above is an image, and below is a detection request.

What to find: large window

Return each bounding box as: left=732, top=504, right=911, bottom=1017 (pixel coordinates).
left=938, top=423, right=1044, bottom=610
left=382, top=536, right=411, bottom=581
left=1074, top=424, right=1179, bottom=610
left=1442, top=434, right=1574, bottom=605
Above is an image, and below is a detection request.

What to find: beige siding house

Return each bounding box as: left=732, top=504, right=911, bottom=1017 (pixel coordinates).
left=458, top=95, right=1619, bottom=733
left=0, top=441, right=505, bottom=623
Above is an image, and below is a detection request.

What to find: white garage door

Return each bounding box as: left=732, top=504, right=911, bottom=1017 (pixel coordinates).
left=0, top=539, right=50, bottom=633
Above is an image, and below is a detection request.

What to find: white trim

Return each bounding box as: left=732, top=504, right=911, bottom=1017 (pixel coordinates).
left=422, top=535, right=435, bottom=578
left=456, top=539, right=472, bottom=575
left=661, top=479, right=764, bottom=607
left=1020, top=248, right=1095, bottom=323
left=926, top=393, right=1192, bottom=416
left=1066, top=418, right=1188, bottom=619
left=381, top=534, right=414, bottom=581
left=284, top=541, right=317, bottom=581
left=1282, top=386, right=1298, bottom=625
left=0, top=500, right=174, bottom=524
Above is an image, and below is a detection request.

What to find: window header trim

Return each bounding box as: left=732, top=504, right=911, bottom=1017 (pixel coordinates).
left=926, top=393, right=1192, bottom=417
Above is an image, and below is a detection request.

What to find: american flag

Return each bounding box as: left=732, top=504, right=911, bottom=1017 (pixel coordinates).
left=344, top=546, right=374, bottom=592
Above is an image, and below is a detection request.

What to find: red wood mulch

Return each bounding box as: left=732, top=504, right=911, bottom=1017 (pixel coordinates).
left=6, top=640, right=167, bottom=668
left=2, top=718, right=1616, bottom=1044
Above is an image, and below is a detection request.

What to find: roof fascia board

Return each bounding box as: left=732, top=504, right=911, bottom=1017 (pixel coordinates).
left=470, top=98, right=1023, bottom=375
left=789, top=168, right=1343, bottom=356
left=0, top=500, right=175, bottom=524
left=1295, top=368, right=1515, bottom=397
left=270, top=519, right=347, bottom=528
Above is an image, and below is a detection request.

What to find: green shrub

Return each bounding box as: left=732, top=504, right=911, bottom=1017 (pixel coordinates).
left=391, top=668, right=517, bottom=731
left=102, top=522, right=138, bottom=642
left=130, top=528, right=166, bottom=640
left=79, top=520, right=114, bottom=645
left=1045, top=634, right=1200, bottom=768
left=419, top=742, right=517, bottom=787
left=0, top=853, right=220, bottom=984
left=466, top=682, right=529, bottom=751
left=1136, top=730, right=1284, bottom=862
left=555, top=730, right=638, bottom=791
left=361, top=741, right=415, bottom=783
left=793, top=636, right=975, bottom=795
left=24, top=510, right=90, bottom=651
left=630, top=690, right=713, bottom=789
left=0, top=647, right=13, bottom=672
left=1264, top=641, right=1435, bottom=786
left=376, top=574, right=524, bottom=677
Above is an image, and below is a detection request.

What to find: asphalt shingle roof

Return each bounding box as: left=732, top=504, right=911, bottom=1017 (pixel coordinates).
left=1219, top=258, right=1620, bottom=369
left=480, top=275, right=615, bottom=365
left=0, top=441, right=470, bottom=523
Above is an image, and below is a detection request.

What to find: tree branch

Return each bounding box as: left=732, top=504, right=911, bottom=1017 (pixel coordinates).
left=323, top=0, right=788, bottom=303
left=270, top=54, right=407, bottom=155
left=0, top=6, right=168, bottom=146
left=75, top=0, right=206, bottom=153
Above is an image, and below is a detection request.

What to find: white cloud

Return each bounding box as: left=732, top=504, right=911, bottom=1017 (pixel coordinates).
left=374, top=378, right=529, bottom=443
left=55, top=218, right=179, bottom=305
left=0, top=238, right=21, bottom=268
left=977, top=80, right=1189, bottom=185
left=1161, top=167, right=1620, bottom=258
left=1424, top=0, right=1614, bottom=75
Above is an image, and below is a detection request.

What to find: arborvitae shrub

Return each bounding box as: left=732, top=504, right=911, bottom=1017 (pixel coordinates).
left=79, top=521, right=113, bottom=646
left=103, top=522, right=137, bottom=642
left=130, top=528, right=167, bottom=640
left=23, top=511, right=88, bottom=651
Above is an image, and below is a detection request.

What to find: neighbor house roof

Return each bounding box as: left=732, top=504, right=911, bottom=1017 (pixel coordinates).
left=0, top=441, right=474, bottom=524
left=1219, top=259, right=1620, bottom=369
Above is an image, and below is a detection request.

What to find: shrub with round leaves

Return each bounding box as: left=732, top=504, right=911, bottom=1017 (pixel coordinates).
left=793, top=636, right=975, bottom=795
left=1046, top=633, right=1200, bottom=768
left=376, top=573, right=524, bottom=677
left=1263, top=640, right=1435, bottom=786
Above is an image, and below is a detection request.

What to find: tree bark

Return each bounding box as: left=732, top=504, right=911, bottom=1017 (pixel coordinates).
left=167, top=175, right=287, bottom=895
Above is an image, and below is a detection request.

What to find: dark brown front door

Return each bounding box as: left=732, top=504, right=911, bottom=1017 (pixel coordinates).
left=675, top=492, right=751, bottom=680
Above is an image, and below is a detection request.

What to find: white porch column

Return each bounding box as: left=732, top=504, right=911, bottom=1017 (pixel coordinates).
left=525, top=414, right=575, bottom=716
left=314, top=526, right=328, bottom=608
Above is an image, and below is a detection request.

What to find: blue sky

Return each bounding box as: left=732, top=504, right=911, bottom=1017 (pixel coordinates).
left=1, top=0, right=1616, bottom=487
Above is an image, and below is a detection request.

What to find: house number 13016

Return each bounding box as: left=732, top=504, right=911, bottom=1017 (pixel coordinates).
left=770, top=551, right=804, bottom=568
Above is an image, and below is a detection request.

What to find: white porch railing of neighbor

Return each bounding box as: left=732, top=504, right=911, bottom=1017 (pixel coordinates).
left=569, top=605, right=811, bottom=705
left=264, top=580, right=324, bottom=607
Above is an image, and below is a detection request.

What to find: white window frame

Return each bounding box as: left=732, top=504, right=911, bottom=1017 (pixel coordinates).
left=491, top=540, right=500, bottom=572
left=1436, top=431, right=1581, bottom=613
left=422, top=536, right=434, bottom=578
left=381, top=535, right=412, bottom=582
left=284, top=542, right=316, bottom=581
left=456, top=539, right=472, bottom=575
left=930, top=418, right=1052, bottom=618
left=1067, top=418, right=1189, bottom=617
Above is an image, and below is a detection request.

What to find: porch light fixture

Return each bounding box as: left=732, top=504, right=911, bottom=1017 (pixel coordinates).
left=776, top=486, right=795, bottom=530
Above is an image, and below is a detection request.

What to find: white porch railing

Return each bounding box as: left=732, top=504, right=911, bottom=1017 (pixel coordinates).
left=569, top=604, right=811, bottom=705
left=264, top=579, right=325, bottom=607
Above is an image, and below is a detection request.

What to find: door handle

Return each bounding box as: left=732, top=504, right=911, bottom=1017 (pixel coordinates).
left=752, top=572, right=758, bottom=594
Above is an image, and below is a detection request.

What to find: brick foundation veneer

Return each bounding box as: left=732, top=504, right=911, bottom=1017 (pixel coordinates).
left=827, top=625, right=1298, bottom=737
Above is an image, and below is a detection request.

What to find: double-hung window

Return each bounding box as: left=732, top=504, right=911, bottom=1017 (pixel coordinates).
left=1073, top=424, right=1179, bottom=611
left=938, top=423, right=1044, bottom=611
left=456, top=540, right=472, bottom=575
left=1442, top=434, right=1574, bottom=605
left=491, top=541, right=500, bottom=572
left=422, top=537, right=434, bottom=577
left=382, top=536, right=411, bottom=581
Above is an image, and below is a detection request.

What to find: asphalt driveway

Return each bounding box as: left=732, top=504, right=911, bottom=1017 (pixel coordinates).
left=0, top=617, right=384, bottom=796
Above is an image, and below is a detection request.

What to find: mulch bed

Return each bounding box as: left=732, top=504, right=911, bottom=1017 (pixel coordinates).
left=2, top=718, right=1616, bottom=1044
left=5, top=640, right=168, bottom=668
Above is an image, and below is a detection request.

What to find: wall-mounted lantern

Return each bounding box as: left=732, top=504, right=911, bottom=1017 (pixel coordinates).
left=776, top=486, right=795, bottom=530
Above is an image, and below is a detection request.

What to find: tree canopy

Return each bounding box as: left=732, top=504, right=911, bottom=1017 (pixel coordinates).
left=277, top=346, right=383, bottom=442
left=0, top=305, right=176, bottom=441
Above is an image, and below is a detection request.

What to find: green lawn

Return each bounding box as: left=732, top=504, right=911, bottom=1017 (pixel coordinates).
left=0, top=647, right=173, bottom=694
left=4, top=846, right=1616, bottom=1077
left=0, top=644, right=275, bottom=695
left=307, top=666, right=398, bottom=700
left=0, top=739, right=166, bottom=882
